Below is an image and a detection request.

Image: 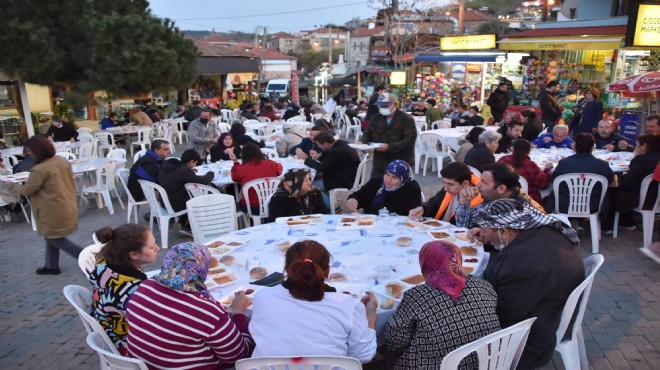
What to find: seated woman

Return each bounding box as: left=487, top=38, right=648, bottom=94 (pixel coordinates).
left=88, top=224, right=159, bottom=355
left=346, top=160, right=421, bottom=215
left=267, top=168, right=328, bottom=222
left=472, top=199, right=584, bottom=369
left=249, top=240, right=378, bottom=363
left=385, top=240, right=501, bottom=369
left=230, top=123, right=265, bottom=148
left=455, top=126, right=485, bottom=163
left=497, top=139, right=551, bottom=204
left=231, top=143, right=283, bottom=215
left=127, top=242, right=254, bottom=368
left=464, top=130, right=501, bottom=172
left=210, top=132, right=241, bottom=162
left=520, top=109, right=543, bottom=142
left=260, top=105, right=280, bottom=122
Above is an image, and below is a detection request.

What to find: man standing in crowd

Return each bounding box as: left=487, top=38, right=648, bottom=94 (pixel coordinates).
left=539, top=81, right=563, bottom=130
left=46, top=117, right=78, bottom=142
left=127, top=139, right=171, bottom=201
left=365, top=86, right=386, bottom=122
left=360, top=93, right=417, bottom=178
left=184, top=100, right=203, bottom=129
left=187, top=110, right=218, bottom=159
left=487, top=82, right=509, bottom=123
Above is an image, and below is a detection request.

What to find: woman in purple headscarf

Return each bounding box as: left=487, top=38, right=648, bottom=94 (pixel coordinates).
left=384, top=241, right=501, bottom=369
left=346, top=159, right=422, bottom=215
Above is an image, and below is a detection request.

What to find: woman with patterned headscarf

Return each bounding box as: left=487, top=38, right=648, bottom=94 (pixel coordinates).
left=385, top=241, right=500, bottom=369
left=267, top=168, right=329, bottom=222
left=126, top=243, right=254, bottom=369
left=471, top=198, right=585, bottom=370
left=346, top=160, right=421, bottom=215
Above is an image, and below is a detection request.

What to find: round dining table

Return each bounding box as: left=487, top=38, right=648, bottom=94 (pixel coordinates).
left=195, top=157, right=312, bottom=187
left=192, top=214, right=488, bottom=336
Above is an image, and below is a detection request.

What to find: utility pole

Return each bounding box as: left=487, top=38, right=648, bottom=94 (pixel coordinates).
left=328, top=26, right=333, bottom=65
left=254, top=26, right=260, bottom=49
left=458, top=0, right=465, bottom=36
left=262, top=26, right=268, bottom=48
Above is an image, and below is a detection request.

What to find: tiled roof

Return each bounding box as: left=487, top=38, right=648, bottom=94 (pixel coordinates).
left=505, top=25, right=627, bottom=38
left=351, top=26, right=386, bottom=37
left=192, top=39, right=256, bottom=58
left=271, top=31, right=296, bottom=39
left=247, top=48, right=297, bottom=60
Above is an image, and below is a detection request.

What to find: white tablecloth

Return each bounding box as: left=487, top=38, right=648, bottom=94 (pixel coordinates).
left=195, top=157, right=310, bottom=186
left=494, top=148, right=633, bottom=173
left=199, top=215, right=487, bottom=335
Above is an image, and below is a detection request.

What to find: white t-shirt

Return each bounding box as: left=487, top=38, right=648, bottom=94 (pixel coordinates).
left=249, top=285, right=377, bottom=363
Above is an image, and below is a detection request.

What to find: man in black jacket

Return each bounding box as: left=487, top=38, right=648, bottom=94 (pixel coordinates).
left=183, top=100, right=203, bottom=129
left=296, top=131, right=359, bottom=208
left=496, top=121, right=524, bottom=154
left=127, top=139, right=171, bottom=201
left=364, top=85, right=386, bottom=122
left=486, top=82, right=509, bottom=123
left=46, top=117, right=78, bottom=142
left=539, top=81, right=563, bottom=131
left=594, top=119, right=628, bottom=151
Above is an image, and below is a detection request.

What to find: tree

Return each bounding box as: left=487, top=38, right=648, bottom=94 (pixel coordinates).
left=0, top=0, right=198, bottom=96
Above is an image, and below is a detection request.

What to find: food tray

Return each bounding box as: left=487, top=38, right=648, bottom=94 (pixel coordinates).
left=0, top=172, right=30, bottom=183
left=275, top=214, right=325, bottom=227
left=218, top=284, right=264, bottom=311
left=336, top=216, right=377, bottom=230
left=205, top=239, right=250, bottom=257
left=205, top=272, right=239, bottom=289
left=371, top=280, right=413, bottom=302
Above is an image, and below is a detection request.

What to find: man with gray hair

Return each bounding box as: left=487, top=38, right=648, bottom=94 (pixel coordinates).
left=464, top=130, right=501, bottom=172
left=532, top=125, right=574, bottom=149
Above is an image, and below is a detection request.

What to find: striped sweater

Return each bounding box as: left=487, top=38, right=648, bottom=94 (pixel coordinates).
left=126, top=280, right=254, bottom=369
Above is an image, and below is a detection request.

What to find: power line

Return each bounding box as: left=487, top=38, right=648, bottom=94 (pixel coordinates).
left=173, top=1, right=366, bottom=21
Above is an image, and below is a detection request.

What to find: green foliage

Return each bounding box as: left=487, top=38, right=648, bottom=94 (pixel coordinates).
left=0, top=0, right=197, bottom=96
left=52, top=103, right=76, bottom=124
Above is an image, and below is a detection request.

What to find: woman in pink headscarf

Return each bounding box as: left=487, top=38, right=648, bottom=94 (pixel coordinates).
left=384, top=241, right=501, bottom=369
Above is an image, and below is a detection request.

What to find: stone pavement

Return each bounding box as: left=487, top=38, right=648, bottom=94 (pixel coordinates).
left=0, top=153, right=659, bottom=369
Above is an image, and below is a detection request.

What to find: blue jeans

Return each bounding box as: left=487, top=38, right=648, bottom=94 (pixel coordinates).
left=312, top=179, right=330, bottom=209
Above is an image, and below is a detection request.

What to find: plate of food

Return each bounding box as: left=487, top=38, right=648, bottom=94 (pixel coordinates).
left=427, top=230, right=453, bottom=240
left=420, top=219, right=450, bottom=228
left=371, top=280, right=412, bottom=302
left=205, top=239, right=249, bottom=256
left=218, top=285, right=263, bottom=311
left=205, top=272, right=239, bottom=289
left=399, top=273, right=425, bottom=286
left=336, top=215, right=376, bottom=230
left=276, top=214, right=325, bottom=227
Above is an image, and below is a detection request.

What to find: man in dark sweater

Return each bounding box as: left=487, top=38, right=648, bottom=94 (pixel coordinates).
left=296, top=131, right=360, bottom=208
left=486, top=82, right=509, bottom=123
left=539, top=81, right=563, bottom=131
left=127, top=139, right=171, bottom=201
left=496, top=121, right=524, bottom=154
left=46, top=117, right=78, bottom=142
left=593, top=119, right=628, bottom=151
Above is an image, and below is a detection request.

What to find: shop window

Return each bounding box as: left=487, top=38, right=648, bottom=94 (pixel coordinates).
left=0, top=83, right=15, bottom=108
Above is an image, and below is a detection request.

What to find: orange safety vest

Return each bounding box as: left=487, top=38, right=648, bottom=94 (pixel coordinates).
left=434, top=174, right=483, bottom=220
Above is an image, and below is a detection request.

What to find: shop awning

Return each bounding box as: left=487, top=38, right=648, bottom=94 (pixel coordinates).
left=196, top=56, right=260, bottom=75
left=498, top=25, right=625, bottom=51
left=413, top=53, right=503, bottom=63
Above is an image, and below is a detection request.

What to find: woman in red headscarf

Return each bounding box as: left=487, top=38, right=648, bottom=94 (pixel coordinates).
left=384, top=241, right=501, bottom=369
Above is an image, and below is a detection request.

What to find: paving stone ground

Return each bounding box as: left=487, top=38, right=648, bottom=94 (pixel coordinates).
left=1, top=144, right=658, bottom=369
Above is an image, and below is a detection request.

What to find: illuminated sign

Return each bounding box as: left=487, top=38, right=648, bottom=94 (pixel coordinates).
left=440, top=34, right=497, bottom=50
left=390, top=71, right=406, bottom=85
left=633, top=4, right=660, bottom=47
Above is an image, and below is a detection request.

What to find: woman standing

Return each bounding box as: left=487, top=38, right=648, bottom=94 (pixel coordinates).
left=267, top=168, right=328, bottom=222
left=497, top=139, right=552, bottom=203
left=5, top=135, right=81, bottom=274
left=346, top=160, right=421, bottom=215
left=231, top=143, right=283, bottom=215
left=385, top=241, right=501, bottom=369
left=210, top=132, right=241, bottom=162
left=88, top=224, right=159, bottom=355
left=249, top=240, right=378, bottom=363
left=127, top=242, right=254, bottom=368
left=570, top=88, right=603, bottom=136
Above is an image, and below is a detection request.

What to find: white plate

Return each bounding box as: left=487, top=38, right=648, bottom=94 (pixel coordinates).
left=426, top=230, right=455, bottom=240
left=275, top=214, right=325, bottom=227
left=336, top=216, right=377, bottom=230
left=205, top=272, right=239, bottom=289
left=217, top=284, right=264, bottom=310
left=205, top=239, right=250, bottom=256
left=371, top=280, right=413, bottom=302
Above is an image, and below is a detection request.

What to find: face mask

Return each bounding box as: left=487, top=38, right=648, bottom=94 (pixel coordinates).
left=379, top=108, right=392, bottom=116
left=496, top=229, right=509, bottom=250
left=199, top=118, right=209, bottom=124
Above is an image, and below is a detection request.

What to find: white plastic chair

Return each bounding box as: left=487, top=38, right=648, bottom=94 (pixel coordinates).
left=171, top=120, right=188, bottom=144
left=117, top=169, right=148, bottom=223
left=259, top=125, right=281, bottom=137
left=82, top=161, right=124, bottom=215
left=241, top=177, right=281, bottom=226
left=244, top=121, right=265, bottom=135
left=184, top=183, right=222, bottom=198
left=235, top=356, right=362, bottom=370
left=261, top=148, right=279, bottom=159
left=347, top=117, right=364, bottom=143
left=468, top=165, right=482, bottom=177
left=139, top=179, right=187, bottom=248
left=552, top=174, right=608, bottom=253
left=439, top=317, right=537, bottom=370
left=106, top=148, right=127, bottom=169
left=554, top=254, right=604, bottom=370
left=221, top=109, right=237, bottom=123
left=130, top=128, right=151, bottom=157
left=186, top=194, right=238, bottom=244
left=77, top=127, right=93, bottom=134
left=79, top=141, right=97, bottom=160
left=153, top=124, right=174, bottom=153
left=613, top=174, right=660, bottom=248
left=218, top=122, right=231, bottom=133
left=518, top=175, right=529, bottom=194
left=133, top=149, right=147, bottom=163
left=95, top=132, right=117, bottom=156
left=430, top=120, right=449, bottom=130
left=311, top=113, right=324, bottom=124
left=78, top=133, right=95, bottom=146
left=57, top=151, right=77, bottom=161
left=286, top=115, right=306, bottom=122
left=2, top=154, right=19, bottom=169
left=258, top=116, right=272, bottom=123
left=78, top=243, right=103, bottom=278
left=62, top=285, right=119, bottom=370
left=86, top=332, right=148, bottom=370
left=418, top=132, right=454, bottom=177
left=330, top=156, right=370, bottom=214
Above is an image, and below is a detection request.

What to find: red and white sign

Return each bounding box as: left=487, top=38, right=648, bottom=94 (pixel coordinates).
left=627, top=71, right=660, bottom=93
left=291, top=72, right=299, bottom=105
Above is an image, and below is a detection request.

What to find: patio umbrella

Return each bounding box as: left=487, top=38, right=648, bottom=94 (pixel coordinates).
left=627, top=70, right=660, bottom=93
left=607, top=73, right=639, bottom=92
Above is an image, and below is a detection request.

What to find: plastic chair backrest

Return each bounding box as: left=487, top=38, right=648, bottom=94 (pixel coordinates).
left=287, top=115, right=306, bottom=122
left=107, top=148, right=126, bottom=160
left=419, top=132, right=448, bottom=154
left=95, top=161, right=118, bottom=191
left=138, top=179, right=176, bottom=215
left=185, top=183, right=222, bottom=198
left=518, top=176, right=529, bottom=194
left=78, top=127, right=93, bottom=134
left=136, top=128, right=151, bottom=143
left=79, top=142, right=97, bottom=159
left=312, top=113, right=324, bottom=123
left=359, top=157, right=372, bottom=188
left=2, top=154, right=19, bottom=169
left=96, top=132, right=116, bottom=147
left=62, top=285, right=119, bottom=354
left=241, top=177, right=281, bottom=219
left=218, top=122, right=231, bottom=133
left=638, top=174, right=660, bottom=212
left=186, top=194, right=238, bottom=244
left=259, top=125, right=280, bottom=137
left=351, top=156, right=369, bottom=191
left=86, top=332, right=149, bottom=370
left=552, top=173, right=608, bottom=216
left=116, top=168, right=137, bottom=203
left=133, top=149, right=147, bottom=163
left=78, top=133, right=95, bottom=145
left=555, top=254, right=604, bottom=346
left=468, top=165, right=482, bottom=177
left=78, top=243, right=103, bottom=278
left=440, top=317, right=537, bottom=370
left=235, top=356, right=362, bottom=370
left=57, top=151, right=77, bottom=160
left=258, top=116, right=272, bottom=123
left=261, top=148, right=279, bottom=159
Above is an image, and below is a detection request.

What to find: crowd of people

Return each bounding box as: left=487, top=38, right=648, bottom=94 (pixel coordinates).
left=3, top=85, right=659, bottom=370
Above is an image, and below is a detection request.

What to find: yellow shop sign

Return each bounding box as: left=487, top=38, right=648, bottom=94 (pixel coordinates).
left=440, top=34, right=497, bottom=50
left=632, top=4, right=660, bottom=47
